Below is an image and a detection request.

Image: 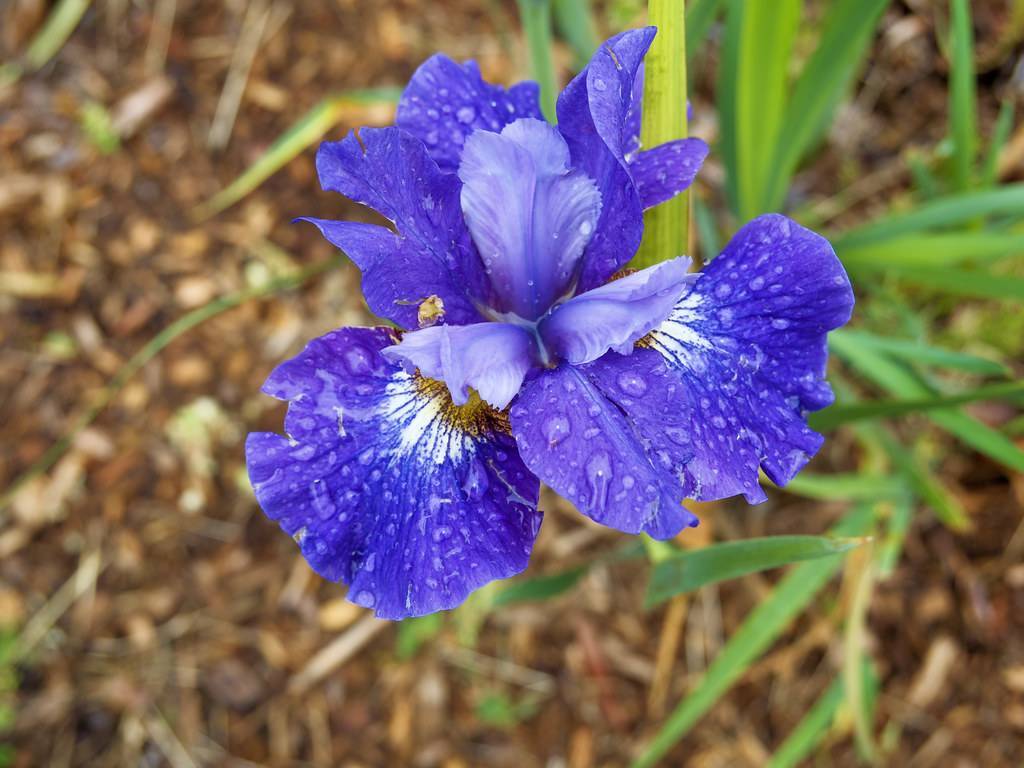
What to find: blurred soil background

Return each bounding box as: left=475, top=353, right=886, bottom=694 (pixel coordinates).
left=1, top=0, right=1023, bottom=766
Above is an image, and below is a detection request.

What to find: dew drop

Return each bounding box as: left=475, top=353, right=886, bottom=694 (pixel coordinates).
left=593, top=77, right=607, bottom=91
left=456, top=105, right=476, bottom=124
left=586, top=451, right=613, bottom=510
left=354, top=590, right=376, bottom=608
left=542, top=414, right=572, bottom=447
left=616, top=371, right=648, bottom=397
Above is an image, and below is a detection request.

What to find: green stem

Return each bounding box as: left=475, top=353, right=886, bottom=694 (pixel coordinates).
left=632, top=0, right=690, bottom=269
left=517, top=0, right=559, bottom=122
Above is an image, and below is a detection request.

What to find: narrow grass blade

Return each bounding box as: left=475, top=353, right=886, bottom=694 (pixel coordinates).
left=492, top=565, right=588, bottom=607
left=948, top=0, right=978, bottom=191
left=0, top=256, right=343, bottom=513
left=980, top=100, right=1015, bottom=189
left=831, top=332, right=1024, bottom=474
left=877, top=499, right=913, bottom=577
left=833, top=185, right=1024, bottom=247
left=395, top=613, right=444, bottom=660
left=192, top=88, right=400, bottom=220
left=685, top=0, right=726, bottom=58
left=553, top=0, right=599, bottom=70
left=517, top=0, right=558, bottom=121
left=631, top=505, right=874, bottom=768
left=810, top=380, right=1024, bottom=432
left=776, top=473, right=907, bottom=502
left=765, top=0, right=891, bottom=210
left=25, top=0, right=92, bottom=71
left=632, top=0, right=690, bottom=269
left=766, top=676, right=844, bottom=768
left=843, top=544, right=878, bottom=760
left=693, top=196, right=721, bottom=264
left=838, top=232, right=1024, bottom=270
left=717, top=0, right=742, bottom=215
left=847, top=263, right=1024, bottom=302
left=829, top=329, right=1008, bottom=376
left=646, top=536, right=865, bottom=608
left=733, top=0, right=801, bottom=219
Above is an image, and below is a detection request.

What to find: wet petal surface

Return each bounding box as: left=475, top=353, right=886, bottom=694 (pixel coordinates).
left=304, top=128, right=490, bottom=328
left=383, top=322, right=539, bottom=410
left=539, top=256, right=694, bottom=365
left=459, top=119, right=602, bottom=319
left=587, top=214, right=854, bottom=503
left=246, top=327, right=542, bottom=620
left=630, top=138, right=709, bottom=210
left=396, top=55, right=542, bottom=172
left=556, top=28, right=655, bottom=292
left=510, top=364, right=698, bottom=540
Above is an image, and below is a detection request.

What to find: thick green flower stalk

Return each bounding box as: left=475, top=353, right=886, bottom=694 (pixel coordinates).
left=632, top=0, right=690, bottom=269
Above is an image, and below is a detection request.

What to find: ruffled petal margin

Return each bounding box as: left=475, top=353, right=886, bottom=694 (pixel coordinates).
left=396, top=55, right=543, bottom=173
left=246, top=327, right=542, bottom=620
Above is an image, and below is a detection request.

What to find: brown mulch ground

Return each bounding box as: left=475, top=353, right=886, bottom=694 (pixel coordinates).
left=1, top=1, right=1023, bottom=766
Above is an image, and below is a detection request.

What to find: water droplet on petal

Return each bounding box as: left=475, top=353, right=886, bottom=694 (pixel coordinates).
left=586, top=451, right=613, bottom=510
left=355, top=590, right=376, bottom=608
left=456, top=105, right=476, bottom=124
left=593, top=77, right=608, bottom=91
left=542, top=415, right=572, bottom=446
left=617, top=371, right=648, bottom=397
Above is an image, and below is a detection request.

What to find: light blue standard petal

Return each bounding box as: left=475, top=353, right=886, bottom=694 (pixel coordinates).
left=303, top=127, right=492, bottom=328
left=509, top=364, right=698, bottom=540
left=458, top=118, right=602, bottom=320
left=382, top=322, right=540, bottom=410
left=539, top=256, right=695, bottom=365
left=396, top=55, right=543, bottom=172
left=585, top=214, right=854, bottom=503
left=629, top=138, right=709, bottom=210
left=246, top=326, right=542, bottom=620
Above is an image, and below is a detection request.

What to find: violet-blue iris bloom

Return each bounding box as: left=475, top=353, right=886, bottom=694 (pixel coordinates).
left=246, top=28, right=854, bottom=620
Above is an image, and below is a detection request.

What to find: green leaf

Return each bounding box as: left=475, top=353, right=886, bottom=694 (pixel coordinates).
left=517, top=0, right=558, bottom=121
left=777, top=472, right=907, bottom=502
left=810, top=380, right=1024, bottom=432
left=766, top=676, right=844, bottom=768
left=948, top=0, right=978, bottom=191
left=838, top=232, right=1024, bottom=270
left=632, top=505, right=874, bottom=768
left=733, top=0, right=801, bottom=219
left=492, top=565, right=588, bottom=607
left=193, top=88, right=401, bottom=220
left=980, top=100, right=1015, bottom=189
left=833, top=184, right=1024, bottom=248
left=717, top=0, right=742, bottom=215
left=646, top=535, right=864, bottom=608
left=765, top=0, right=891, bottom=210
left=846, top=263, right=1024, bottom=302
left=830, top=332, right=1024, bottom=475
left=877, top=499, right=913, bottom=577
left=395, top=613, right=444, bottom=660
left=553, top=0, right=599, bottom=69
left=829, top=329, right=1008, bottom=376
left=686, top=0, right=726, bottom=59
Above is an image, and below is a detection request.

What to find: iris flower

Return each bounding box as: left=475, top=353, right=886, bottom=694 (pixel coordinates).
left=246, top=29, right=854, bottom=619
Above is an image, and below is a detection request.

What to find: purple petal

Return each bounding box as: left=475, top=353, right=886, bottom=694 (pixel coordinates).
left=382, top=322, right=539, bottom=410
left=584, top=214, right=854, bottom=503
left=305, top=127, right=490, bottom=328
left=630, top=138, right=708, bottom=209
left=556, top=28, right=656, bottom=292
left=396, top=55, right=543, bottom=172
left=459, top=118, right=602, bottom=319
left=246, top=326, right=542, bottom=620
left=301, top=219, right=484, bottom=327
left=539, top=257, right=695, bottom=365
left=509, top=364, right=698, bottom=539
